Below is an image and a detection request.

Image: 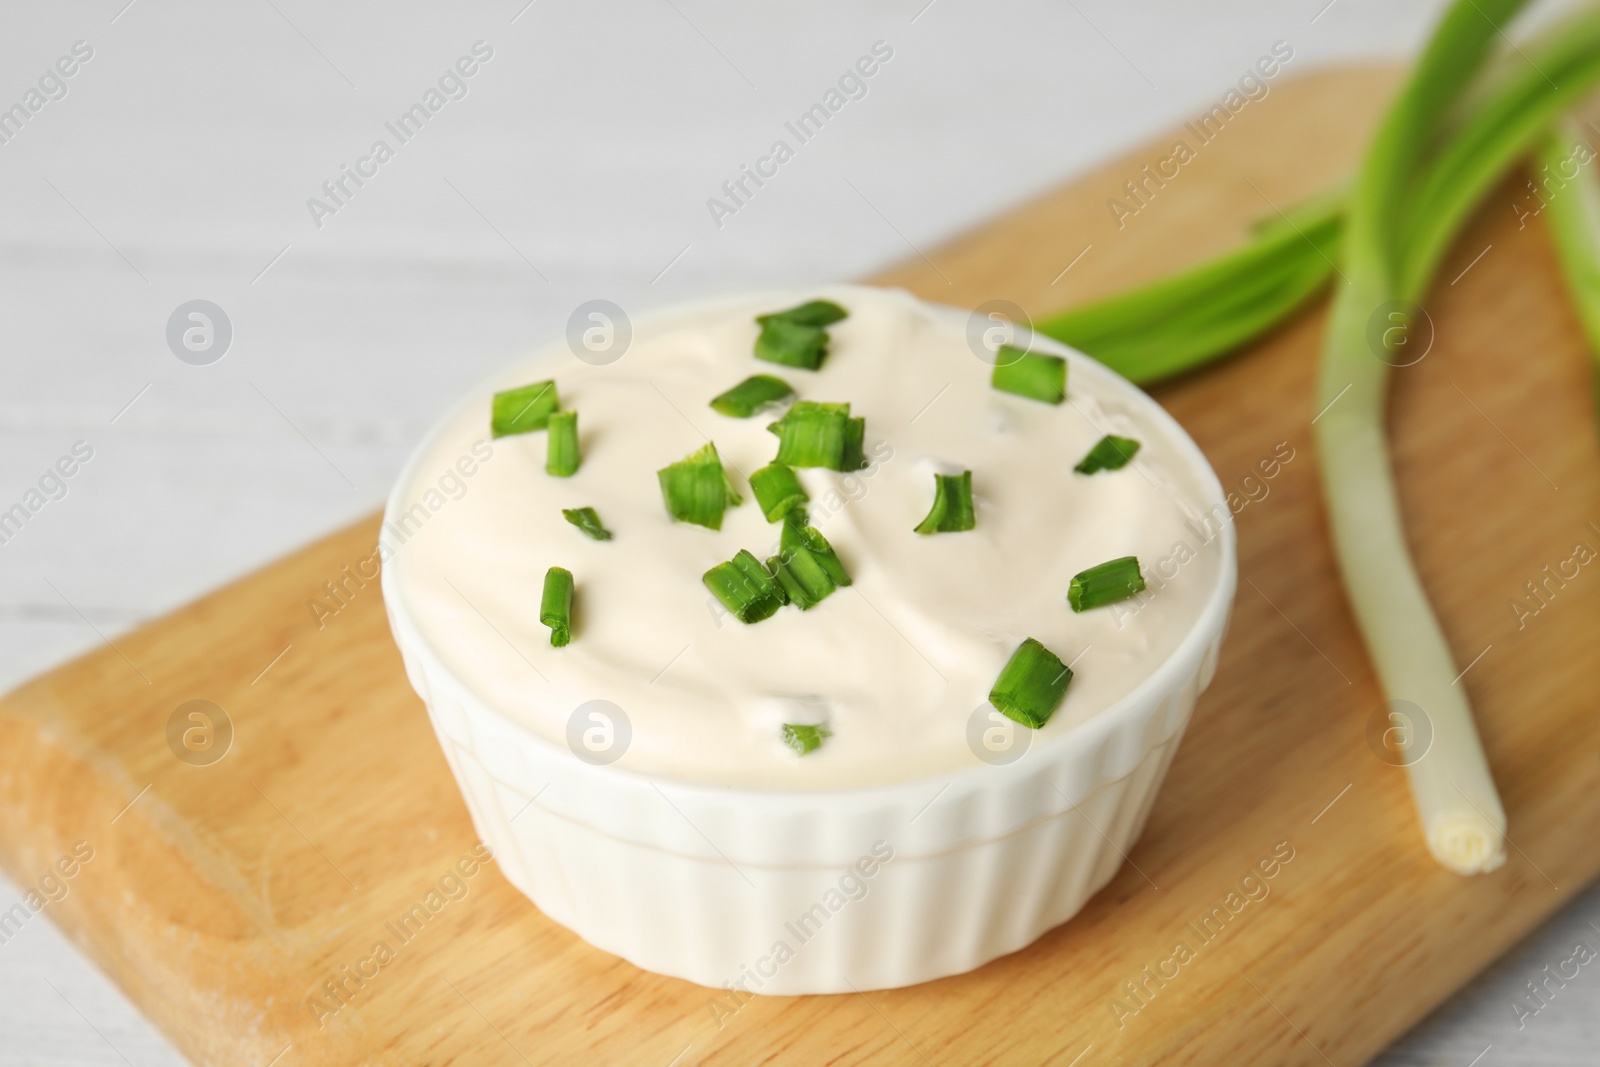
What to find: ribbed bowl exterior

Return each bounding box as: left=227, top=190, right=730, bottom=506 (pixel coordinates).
left=387, top=595, right=1228, bottom=994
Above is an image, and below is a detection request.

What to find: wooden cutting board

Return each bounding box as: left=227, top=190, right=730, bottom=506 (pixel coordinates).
left=5, top=64, right=1600, bottom=1066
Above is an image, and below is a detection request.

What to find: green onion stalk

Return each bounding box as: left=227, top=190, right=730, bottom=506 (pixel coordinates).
left=1320, top=1, right=1600, bottom=875
left=1317, top=0, right=1527, bottom=876
left=1540, top=119, right=1600, bottom=412
left=1040, top=0, right=1600, bottom=874
left=1038, top=187, right=1345, bottom=382
left=1041, top=9, right=1600, bottom=391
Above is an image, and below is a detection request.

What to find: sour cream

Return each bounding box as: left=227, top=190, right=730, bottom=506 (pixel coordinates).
left=385, top=286, right=1225, bottom=789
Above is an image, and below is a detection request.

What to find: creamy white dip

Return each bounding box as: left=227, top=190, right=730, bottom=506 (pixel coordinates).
left=386, top=286, right=1224, bottom=789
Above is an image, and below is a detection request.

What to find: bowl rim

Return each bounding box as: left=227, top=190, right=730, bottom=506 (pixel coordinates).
left=380, top=283, right=1239, bottom=810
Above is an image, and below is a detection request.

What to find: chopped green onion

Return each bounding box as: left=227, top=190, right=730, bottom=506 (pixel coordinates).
left=767, top=400, right=864, bottom=470
left=767, top=548, right=835, bottom=609
left=753, top=299, right=849, bottom=369
left=710, top=374, right=795, bottom=418
left=781, top=515, right=851, bottom=588
left=841, top=416, right=866, bottom=472
left=749, top=462, right=809, bottom=522
left=755, top=318, right=829, bottom=370
left=1067, top=556, right=1146, bottom=612
left=781, top=723, right=832, bottom=755
left=914, top=470, right=975, bottom=534
left=767, top=515, right=851, bottom=609
left=757, top=299, right=848, bottom=328
left=703, top=549, right=786, bottom=623
left=546, top=410, right=580, bottom=477
left=561, top=507, right=612, bottom=541
left=989, top=638, right=1073, bottom=729
left=540, top=567, right=574, bottom=647
left=991, top=348, right=1066, bottom=404
left=657, top=442, right=742, bottom=530
left=1074, top=434, right=1142, bottom=474
left=491, top=380, right=561, bottom=437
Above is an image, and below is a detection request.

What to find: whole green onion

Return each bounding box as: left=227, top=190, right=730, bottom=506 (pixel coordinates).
left=1307, top=0, right=1600, bottom=875
left=1038, top=3, right=1600, bottom=391
left=1032, top=0, right=1600, bottom=875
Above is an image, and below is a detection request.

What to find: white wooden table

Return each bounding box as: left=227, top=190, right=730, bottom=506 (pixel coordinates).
left=1, top=1, right=1595, bottom=1062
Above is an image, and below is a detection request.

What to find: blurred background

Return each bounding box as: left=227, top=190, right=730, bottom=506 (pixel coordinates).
left=1, top=0, right=1595, bottom=1062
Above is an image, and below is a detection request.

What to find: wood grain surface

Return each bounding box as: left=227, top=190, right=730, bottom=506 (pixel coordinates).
left=4, top=64, right=1600, bottom=1066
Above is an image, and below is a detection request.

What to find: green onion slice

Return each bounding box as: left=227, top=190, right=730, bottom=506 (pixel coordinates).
left=841, top=416, right=866, bottom=473
left=781, top=723, right=832, bottom=755
left=757, top=299, right=848, bottom=328
left=767, top=400, right=865, bottom=470
left=781, top=514, right=851, bottom=587
left=1074, top=434, right=1141, bottom=474
left=767, top=552, right=828, bottom=609
left=766, top=515, right=853, bottom=609
left=561, top=507, right=612, bottom=541
left=914, top=470, right=976, bottom=534
left=546, top=410, right=580, bottom=477
left=657, top=442, right=742, bottom=530
left=754, top=299, right=848, bottom=369
left=749, top=462, right=809, bottom=522
left=1067, top=556, right=1146, bottom=612
left=710, top=374, right=795, bottom=418
left=703, top=549, right=786, bottom=623
left=991, top=348, right=1066, bottom=404
left=989, top=638, right=1073, bottom=729
left=491, top=380, right=561, bottom=437
left=755, top=318, right=829, bottom=370
left=540, top=567, right=574, bottom=647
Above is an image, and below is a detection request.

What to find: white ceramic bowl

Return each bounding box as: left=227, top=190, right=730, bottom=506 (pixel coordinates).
left=381, top=294, right=1237, bottom=996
